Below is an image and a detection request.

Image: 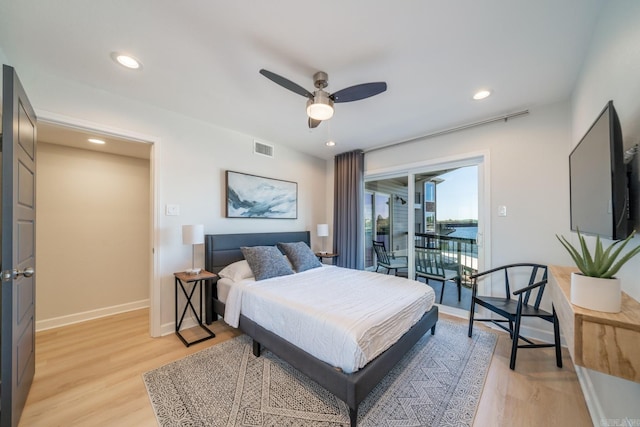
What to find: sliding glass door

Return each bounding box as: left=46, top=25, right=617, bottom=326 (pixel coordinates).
left=365, top=159, right=484, bottom=312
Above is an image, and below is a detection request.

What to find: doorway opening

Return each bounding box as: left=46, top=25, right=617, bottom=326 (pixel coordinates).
left=35, top=118, right=158, bottom=334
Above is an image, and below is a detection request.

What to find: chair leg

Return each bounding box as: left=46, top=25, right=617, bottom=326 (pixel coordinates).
left=553, top=307, right=563, bottom=368
left=456, top=277, right=461, bottom=302
left=439, top=281, right=445, bottom=304
left=510, top=311, right=522, bottom=370
left=468, top=299, right=475, bottom=337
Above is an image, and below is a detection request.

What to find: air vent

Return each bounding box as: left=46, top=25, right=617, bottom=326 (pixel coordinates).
left=253, top=140, right=274, bottom=158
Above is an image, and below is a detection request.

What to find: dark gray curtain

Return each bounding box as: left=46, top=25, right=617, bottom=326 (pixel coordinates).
left=333, top=149, right=364, bottom=269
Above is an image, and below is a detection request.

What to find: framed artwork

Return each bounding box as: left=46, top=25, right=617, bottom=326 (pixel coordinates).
left=225, top=170, right=298, bottom=219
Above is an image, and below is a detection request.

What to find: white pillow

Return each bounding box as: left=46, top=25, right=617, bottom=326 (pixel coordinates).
left=218, top=260, right=254, bottom=282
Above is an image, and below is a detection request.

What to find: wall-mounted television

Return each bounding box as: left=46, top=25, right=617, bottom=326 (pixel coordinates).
left=569, top=100, right=629, bottom=240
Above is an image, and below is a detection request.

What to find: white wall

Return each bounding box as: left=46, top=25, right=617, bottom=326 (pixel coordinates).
left=36, top=142, right=150, bottom=328
left=569, top=1, right=640, bottom=423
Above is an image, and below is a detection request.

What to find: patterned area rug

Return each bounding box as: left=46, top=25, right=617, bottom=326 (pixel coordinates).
left=143, top=320, right=497, bottom=426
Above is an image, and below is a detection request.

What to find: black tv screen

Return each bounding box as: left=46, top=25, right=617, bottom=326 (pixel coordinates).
left=569, top=100, right=628, bottom=240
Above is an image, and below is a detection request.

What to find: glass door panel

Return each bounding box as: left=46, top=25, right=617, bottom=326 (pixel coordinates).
left=364, top=191, right=392, bottom=269
left=414, top=165, right=479, bottom=310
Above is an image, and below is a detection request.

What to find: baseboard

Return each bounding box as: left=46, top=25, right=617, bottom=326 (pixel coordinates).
left=160, top=316, right=200, bottom=337
left=36, top=299, right=150, bottom=332
left=437, top=304, right=469, bottom=320
left=574, top=366, right=604, bottom=426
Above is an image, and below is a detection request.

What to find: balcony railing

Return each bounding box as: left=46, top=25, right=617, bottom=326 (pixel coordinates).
left=414, top=232, right=478, bottom=280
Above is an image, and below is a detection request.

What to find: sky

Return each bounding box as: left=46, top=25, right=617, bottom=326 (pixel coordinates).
left=435, top=165, right=478, bottom=221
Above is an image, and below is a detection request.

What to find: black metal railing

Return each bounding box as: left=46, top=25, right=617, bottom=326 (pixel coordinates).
left=414, top=232, right=478, bottom=280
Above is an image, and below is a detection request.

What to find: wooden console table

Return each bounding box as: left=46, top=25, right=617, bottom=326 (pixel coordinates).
left=548, top=265, right=640, bottom=383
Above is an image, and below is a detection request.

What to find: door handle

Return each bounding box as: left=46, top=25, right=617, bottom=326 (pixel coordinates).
left=2, top=267, right=35, bottom=281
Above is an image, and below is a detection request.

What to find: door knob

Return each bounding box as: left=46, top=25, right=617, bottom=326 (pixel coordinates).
left=21, top=267, right=35, bottom=277
left=2, top=267, right=35, bottom=281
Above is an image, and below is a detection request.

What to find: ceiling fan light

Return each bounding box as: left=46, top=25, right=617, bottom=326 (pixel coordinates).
left=306, top=92, right=334, bottom=120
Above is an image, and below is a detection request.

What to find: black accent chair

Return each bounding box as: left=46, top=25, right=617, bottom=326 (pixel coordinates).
left=372, top=241, right=408, bottom=275
left=415, top=246, right=461, bottom=304
left=468, top=263, right=562, bottom=370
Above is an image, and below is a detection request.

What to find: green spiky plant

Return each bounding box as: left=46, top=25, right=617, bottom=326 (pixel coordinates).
left=556, top=229, right=640, bottom=278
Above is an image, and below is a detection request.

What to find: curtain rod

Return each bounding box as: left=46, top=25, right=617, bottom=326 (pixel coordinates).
left=364, top=109, right=530, bottom=154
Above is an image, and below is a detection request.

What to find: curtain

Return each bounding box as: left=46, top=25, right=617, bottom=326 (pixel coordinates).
left=333, top=149, right=364, bottom=269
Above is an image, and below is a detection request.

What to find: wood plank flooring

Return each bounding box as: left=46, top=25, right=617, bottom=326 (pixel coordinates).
left=20, top=309, right=591, bottom=426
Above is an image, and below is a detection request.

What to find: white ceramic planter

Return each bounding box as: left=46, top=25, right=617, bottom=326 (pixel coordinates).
left=570, top=272, right=621, bottom=313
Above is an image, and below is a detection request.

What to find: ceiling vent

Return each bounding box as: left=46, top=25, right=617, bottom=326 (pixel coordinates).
left=253, top=140, right=274, bottom=158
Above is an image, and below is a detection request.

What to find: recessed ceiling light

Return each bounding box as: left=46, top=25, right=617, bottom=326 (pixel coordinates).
left=326, top=140, right=336, bottom=147
left=88, top=138, right=106, bottom=145
left=110, top=52, right=142, bottom=70
left=473, top=90, right=491, bottom=100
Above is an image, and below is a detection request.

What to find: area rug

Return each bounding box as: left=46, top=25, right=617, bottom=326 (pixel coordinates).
left=143, top=320, right=497, bottom=426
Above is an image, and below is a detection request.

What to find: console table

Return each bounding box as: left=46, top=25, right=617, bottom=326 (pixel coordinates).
left=548, top=265, right=640, bottom=383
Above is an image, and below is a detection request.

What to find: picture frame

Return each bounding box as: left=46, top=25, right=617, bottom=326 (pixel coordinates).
left=225, top=170, right=298, bottom=219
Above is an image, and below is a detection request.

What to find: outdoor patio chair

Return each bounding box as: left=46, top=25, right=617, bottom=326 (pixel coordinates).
left=372, top=240, right=407, bottom=275
left=414, top=246, right=461, bottom=304
left=467, top=263, right=562, bottom=370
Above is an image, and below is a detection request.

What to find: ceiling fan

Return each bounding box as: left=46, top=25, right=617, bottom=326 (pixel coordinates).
left=259, top=69, right=387, bottom=128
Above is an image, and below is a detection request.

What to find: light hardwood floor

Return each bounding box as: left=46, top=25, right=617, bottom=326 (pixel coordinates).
left=20, top=309, right=591, bottom=426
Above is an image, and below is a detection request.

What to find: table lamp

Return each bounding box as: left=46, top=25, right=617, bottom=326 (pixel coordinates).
left=317, top=223, right=329, bottom=254
left=182, top=224, right=204, bottom=274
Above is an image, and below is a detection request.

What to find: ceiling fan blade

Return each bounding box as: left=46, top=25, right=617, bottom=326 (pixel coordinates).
left=259, top=69, right=313, bottom=99
left=331, top=82, right=387, bottom=103
left=308, top=117, right=322, bottom=128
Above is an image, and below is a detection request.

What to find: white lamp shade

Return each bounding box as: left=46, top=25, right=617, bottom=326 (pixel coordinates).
left=182, top=224, right=205, bottom=245
left=317, top=224, right=329, bottom=237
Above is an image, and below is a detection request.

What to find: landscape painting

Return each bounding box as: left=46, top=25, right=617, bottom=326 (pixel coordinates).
left=225, top=171, right=298, bottom=219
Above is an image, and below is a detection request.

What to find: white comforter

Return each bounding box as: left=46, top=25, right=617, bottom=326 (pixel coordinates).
left=223, top=265, right=435, bottom=373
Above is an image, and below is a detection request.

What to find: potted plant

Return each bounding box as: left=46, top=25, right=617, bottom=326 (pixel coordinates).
left=556, top=229, right=640, bottom=312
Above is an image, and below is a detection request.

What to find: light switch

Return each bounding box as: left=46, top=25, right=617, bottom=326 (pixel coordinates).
left=166, top=204, right=180, bottom=216
left=498, top=205, right=507, bottom=217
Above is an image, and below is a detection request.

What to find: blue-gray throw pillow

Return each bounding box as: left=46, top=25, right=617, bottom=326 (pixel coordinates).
left=241, top=246, right=294, bottom=281
left=277, top=241, right=322, bottom=272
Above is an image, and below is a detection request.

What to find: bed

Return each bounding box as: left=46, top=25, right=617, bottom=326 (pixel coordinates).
left=204, top=231, right=439, bottom=426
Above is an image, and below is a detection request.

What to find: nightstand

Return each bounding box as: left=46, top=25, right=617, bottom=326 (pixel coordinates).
left=316, top=252, right=339, bottom=265
left=174, top=270, right=217, bottom=347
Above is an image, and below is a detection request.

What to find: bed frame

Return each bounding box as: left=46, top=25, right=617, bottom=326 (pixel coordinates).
left=204, top=231, right=438, bottom=426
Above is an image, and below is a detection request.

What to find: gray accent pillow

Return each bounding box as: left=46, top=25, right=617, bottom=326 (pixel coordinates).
left=240, top=246, right=294, bottom=281
left=277, top=241, right=322, bottom=272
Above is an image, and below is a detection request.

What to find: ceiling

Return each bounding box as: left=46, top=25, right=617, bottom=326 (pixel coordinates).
left=0, top=1, right=603, bottom=159
left=37, top=122, right=151, bottom=159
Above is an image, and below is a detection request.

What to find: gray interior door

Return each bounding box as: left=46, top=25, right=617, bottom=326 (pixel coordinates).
left=1, top=64, right=37, bottom=427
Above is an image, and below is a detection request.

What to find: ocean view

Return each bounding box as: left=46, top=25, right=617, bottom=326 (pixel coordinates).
left=448, top=226, right=478, bottom=240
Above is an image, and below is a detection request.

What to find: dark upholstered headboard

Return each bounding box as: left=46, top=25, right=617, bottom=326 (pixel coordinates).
left=204, top=231, right=311, bottom=273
